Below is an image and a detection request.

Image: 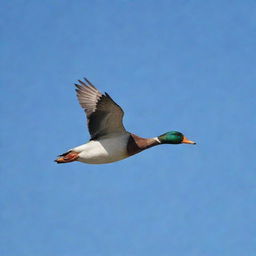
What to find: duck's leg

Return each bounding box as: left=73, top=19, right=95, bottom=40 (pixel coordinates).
left=55, top=151, right=79, bottom=164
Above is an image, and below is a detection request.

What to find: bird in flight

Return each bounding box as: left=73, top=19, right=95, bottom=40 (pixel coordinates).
left=55, top=78, right=196, bottom=164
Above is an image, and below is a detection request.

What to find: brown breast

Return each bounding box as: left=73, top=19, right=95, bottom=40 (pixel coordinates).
left=127, top=133, right=160, bottom=156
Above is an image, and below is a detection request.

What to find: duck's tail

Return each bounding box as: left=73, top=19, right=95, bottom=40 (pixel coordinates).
left=55, top=151, right=79, bottom=164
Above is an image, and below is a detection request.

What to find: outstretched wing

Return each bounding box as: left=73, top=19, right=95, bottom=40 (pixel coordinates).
left=75, top=78, right=126, bottom=140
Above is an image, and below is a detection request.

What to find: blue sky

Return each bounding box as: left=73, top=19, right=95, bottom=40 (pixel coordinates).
left=1, top=0, right=256, bottom=255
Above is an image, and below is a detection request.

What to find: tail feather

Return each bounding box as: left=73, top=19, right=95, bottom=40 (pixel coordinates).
left=55, top=151, right=79, bottom=164
left=58, top=151, right=70, bottom=157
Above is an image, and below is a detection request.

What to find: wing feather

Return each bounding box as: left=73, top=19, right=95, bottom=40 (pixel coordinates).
left=75, top=78, right=126, bottom=139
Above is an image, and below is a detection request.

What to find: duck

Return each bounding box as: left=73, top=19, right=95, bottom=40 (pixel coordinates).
left=55, top=78, right=196, bottom=164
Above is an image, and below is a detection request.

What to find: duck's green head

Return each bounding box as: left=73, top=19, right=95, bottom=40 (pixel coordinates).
left=158, top=131, right=196, bottom=145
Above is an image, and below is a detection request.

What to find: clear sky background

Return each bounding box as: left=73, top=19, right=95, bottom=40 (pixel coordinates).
left=1, top=1, right=256, bottom=255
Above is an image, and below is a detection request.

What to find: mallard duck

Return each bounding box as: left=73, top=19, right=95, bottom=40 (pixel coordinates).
left=55, top=78, right=196, bottom=164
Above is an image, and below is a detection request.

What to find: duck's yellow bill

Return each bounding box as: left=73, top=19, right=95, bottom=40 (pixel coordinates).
left=182, top=136, right=196, bottom=144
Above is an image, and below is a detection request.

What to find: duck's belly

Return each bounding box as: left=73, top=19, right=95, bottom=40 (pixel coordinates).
left=73, top=134, right=130, bottom=164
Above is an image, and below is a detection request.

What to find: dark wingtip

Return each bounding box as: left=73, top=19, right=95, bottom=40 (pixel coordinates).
left=75, top=83, right=82, bottom=90
left=83, top=77, right=90, bottom=83
left=105, top=92, right=112, bottom=99
left=84, top=77, right=96, bottom=88
left=78, top=79, right=86, bottom=86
